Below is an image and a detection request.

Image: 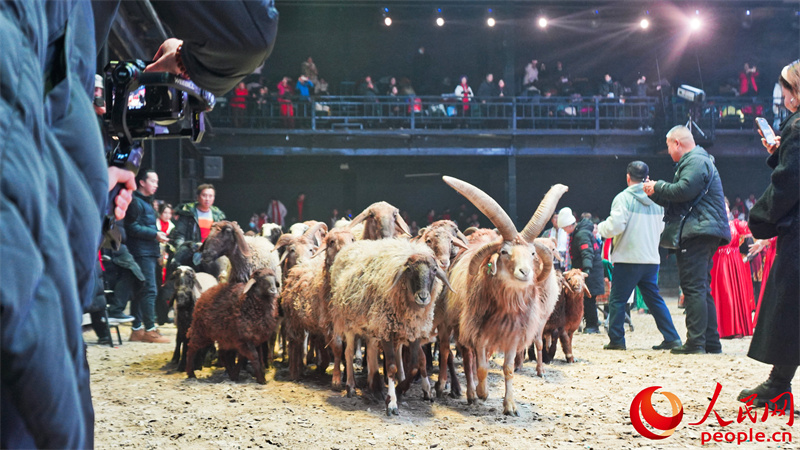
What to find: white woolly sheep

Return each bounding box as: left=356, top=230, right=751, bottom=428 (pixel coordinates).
left=328, top=239, right=453, bottom=415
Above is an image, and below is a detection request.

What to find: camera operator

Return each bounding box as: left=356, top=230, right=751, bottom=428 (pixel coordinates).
left=1, top=1, right=277, bottom=448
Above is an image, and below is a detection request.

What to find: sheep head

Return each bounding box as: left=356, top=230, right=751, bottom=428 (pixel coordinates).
left=320, top=228, right=356, bottom=268
left=172, top=265, right=202, bottom=301
left=260, top=223, right=283, bottom=245
left=417, top=221, right=469, bottom=270
left=243, top=268, right=281, bottom=314
left=443, top=176, right=567, bottom=286
left=201, top=221, right=249, bottom=264
left=350, top=201, right=411, bottom=240
left=391, top=253, right=454, bottom=306
left=562, top=268, right=590, bottom=297
left=275, top=222, right=329, bottom=273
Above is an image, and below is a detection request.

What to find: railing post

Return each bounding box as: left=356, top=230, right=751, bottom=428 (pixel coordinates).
left=512, top=97, right=517, bottom=130
left=595, top=97, right=600, bottom=131
left=311, top=100, right=316, bottom=130
left=411, top=106, right=415, bottom=130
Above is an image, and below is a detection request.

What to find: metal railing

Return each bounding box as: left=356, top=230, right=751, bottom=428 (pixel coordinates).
left=212, top=95, right=779, bottom=133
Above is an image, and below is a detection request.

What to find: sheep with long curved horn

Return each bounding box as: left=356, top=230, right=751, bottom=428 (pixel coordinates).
left=435, top=176, right=567, bottom=416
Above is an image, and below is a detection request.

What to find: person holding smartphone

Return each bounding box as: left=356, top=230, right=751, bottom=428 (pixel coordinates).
left=738, top=59, right=800, bottom=409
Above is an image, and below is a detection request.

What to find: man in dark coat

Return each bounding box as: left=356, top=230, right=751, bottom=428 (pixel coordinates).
left=1, top=1, right=277, bottom=447
left=560, top=208, right=605, bottom=334
left=738, top=61, right=800, bottom=409
left=124, top=169, right=170, bottom=343
left=643, top=125, right=731, bottom=355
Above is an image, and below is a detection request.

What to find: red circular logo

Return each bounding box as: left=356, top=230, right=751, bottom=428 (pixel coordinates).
left=630, top=386, right=684, bottom=439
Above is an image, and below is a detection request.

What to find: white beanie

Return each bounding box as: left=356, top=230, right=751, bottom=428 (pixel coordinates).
left=557, top=207, right=576, bottom=229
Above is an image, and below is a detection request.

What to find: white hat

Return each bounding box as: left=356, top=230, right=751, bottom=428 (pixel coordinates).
left=557, top=207, right=576, bottom=229
left=95, top=74, right=104, bottom=89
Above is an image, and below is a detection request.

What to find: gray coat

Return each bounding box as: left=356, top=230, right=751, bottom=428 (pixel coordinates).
left=651, top=146, right=731, bottom=246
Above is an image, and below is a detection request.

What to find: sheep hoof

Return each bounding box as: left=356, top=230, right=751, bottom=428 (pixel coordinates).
left=467, top=397, right=476, bottom=405
left=566, top=356, right=575, bottom=363
left=385, top=404, right=399, bottom=416
left=503, top=408, right=520, bottom=417
left=346, top=386, right=355, bottom=398
left=331, top=382, right=343, bottom=391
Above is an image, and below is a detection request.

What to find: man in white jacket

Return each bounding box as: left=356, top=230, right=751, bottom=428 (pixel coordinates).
left=597, top=161, right=682, bottom=351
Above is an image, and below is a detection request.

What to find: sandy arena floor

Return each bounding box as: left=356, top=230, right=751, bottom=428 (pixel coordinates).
left=85, top=297, right=797, bottom=449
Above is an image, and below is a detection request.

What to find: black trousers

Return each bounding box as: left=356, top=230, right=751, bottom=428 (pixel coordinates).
left=677, top=235, right=723, bottom=350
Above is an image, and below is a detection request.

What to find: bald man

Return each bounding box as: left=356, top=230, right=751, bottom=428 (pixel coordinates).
left=643, top=125, right=731, bottom=355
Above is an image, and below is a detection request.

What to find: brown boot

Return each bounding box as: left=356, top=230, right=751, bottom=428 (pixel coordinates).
left=130, top=328, right=145, bottom=342
left=142, top=329, right=170, bottom=344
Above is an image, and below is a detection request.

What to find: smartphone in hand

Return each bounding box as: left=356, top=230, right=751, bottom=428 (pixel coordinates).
left=755, top=117, right=777, bottom=146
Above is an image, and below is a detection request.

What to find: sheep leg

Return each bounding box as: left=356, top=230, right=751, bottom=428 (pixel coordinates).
left=395, top=343, right=406, bottom=383
left=463, top=345, right=477, bottom=404
left=304, top=332, right=313, bottom=367
left=560, top=329, right=575, bottom=363
left=366, top=338, right=384, bottom=401
left=172, top=333, right=182, bottom=365
left=423, top=342, right=434, bottom=372
left=396, top=340, right=421, bottom=397
left=534, top=337, right=545, bottom=377
left=185, top=338, right=209, bottom=379
left=475, top=344, right=490, bottom=401
left=288, top=335, right=301, bottom=381
left=344, top=332, right=357, bottom=397
left=381, top=339, right=400, bottom=416
left=435, top=328, right=450, bottom=398
left=545, top=332, right=557, bottom=364
left=330, top=335, right=344, bottom=390
left=502, top=347, right=519, bottom=416
left=354, top=337, right=364, bottom=368
left=448, top=346, right=462, bottom=398
left=223, top=350, right=241, bottom=381
left=417, top=342, right=434, bottom=401
left=316, top=336, right=331, bottom=375
left=243, top=342, right=266, bottom=384
left=514, top=349, right=524, bottom=372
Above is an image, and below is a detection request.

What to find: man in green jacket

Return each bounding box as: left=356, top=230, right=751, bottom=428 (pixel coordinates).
left=643, top=125, right=731, bottom=355
left=169, top=184, right=226, bottom=273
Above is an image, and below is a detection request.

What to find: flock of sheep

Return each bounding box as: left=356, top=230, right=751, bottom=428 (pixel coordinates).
left=166, top=176, right=590, bottom=417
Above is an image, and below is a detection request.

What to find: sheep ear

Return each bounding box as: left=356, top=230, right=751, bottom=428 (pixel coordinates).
left=436, top=266, right=456, bottom=294
left=348, top=210, right=369, bottom=228
left=243, top=278, right=257, bottom=294
left=417, top=227, right=428, bottom=237
left=192, top=278, right=203, bottom=298
left=390, top=267, right=407, bottom=291
left=233, top=224, right=250, bottom=257
left=467, top=241, right=502, bottom=276
left=395, top=213, right=412, bottom=237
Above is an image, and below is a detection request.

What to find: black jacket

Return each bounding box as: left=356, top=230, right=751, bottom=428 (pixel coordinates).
left=170, top=202, right=226, bottom=247
left=124, top=191, right=160, bottom=257
left=651, top=146, right=731, bottom=246
left=569, top=218, right=605, bottom=297
left=747, top=110, right=800, bottom=366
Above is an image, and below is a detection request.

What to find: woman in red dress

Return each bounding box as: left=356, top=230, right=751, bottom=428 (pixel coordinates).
left=710, top=219, right=755, bottom=338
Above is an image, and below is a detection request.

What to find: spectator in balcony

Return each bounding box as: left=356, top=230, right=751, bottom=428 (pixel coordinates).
left=636, top=75, right=648, bottom=97
left=277, top=76, right=295, bottom=129
left=739, top=62, right=759, bottom=97
left=267, top=197, right=288, bottom=228
left=498, top=79, right=506, bottom=97
left=230, top=81, right=249, bottom=127
left=296, top=75, right=314, bottom=100
left=359, top=76, right=379, bottom=97
left=301, top=56, right=319, bottom=85
left=315, top=78, right=330, bottom=96
left=385, top=77, right=398, bottom=95
left=600, top=73, right=621, bottom=98
left=253, top=85, right=271, bottom=126
left=477, top=73, right=499, bottom=101
left=455, top=76, right=474, bottom=116
left=523, top=59, right=540, bottom=96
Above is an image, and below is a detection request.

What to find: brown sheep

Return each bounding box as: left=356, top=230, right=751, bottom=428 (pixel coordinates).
left=200, top=220, right=281, bottom=284
left=281, top=228, right=356, bottom=386
left=185, top=268, right=281, bottom=384
left=274, top=221, right=328, bottom=281
left=534, top=268, right=589, bottom=364
left=436, top=176, right=567, bottom=416
left=329, top=239, right=453, bottom=415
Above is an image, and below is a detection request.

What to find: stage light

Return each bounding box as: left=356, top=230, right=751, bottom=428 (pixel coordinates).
left=382, top=7, right=391, bottom=27
left=745, top=10, right=751, bottom=16
left=436, top=17, right=444, bottom=26
left=640, top=18, right=649, bottom=29
left=538, top=17, right=548, bottom=28
left=689, top=17, right=701, bottom=31
left=486, top=8, right=495, bottom=27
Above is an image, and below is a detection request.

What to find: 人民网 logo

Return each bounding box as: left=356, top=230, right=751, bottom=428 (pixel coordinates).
left=630, top=386, right=684, bottom=439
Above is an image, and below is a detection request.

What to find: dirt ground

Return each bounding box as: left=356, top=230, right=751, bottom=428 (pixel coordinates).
left=86, top=297, right=797, bottom=449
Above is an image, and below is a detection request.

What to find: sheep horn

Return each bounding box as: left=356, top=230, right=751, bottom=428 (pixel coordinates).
left=452, top=236, right=469, bottom=250
left=533, top=240, right=554, bottom=284
left=467, top=240, right=503, bottom=276
left=303, top=222, right=328, bottom=246
left=456, top=230, right=470, bottom=245
left=435, top=266, right=456, bottom=294
left=231, top=222, right=251, bottom=257
left=583, top=284, right=592, bottom=298
left=311, top=245, right=326, bottom=259
left=395, top=212, right=412, bottom=237
left=442, top=176, right=518, bottom=242
left=463, top=227, right=479, bottom=236
left=520, top=184, right=569, bottom=243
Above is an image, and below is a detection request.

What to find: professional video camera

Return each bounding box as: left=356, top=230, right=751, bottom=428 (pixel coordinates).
left=101, top=59, right=215, bottom=250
